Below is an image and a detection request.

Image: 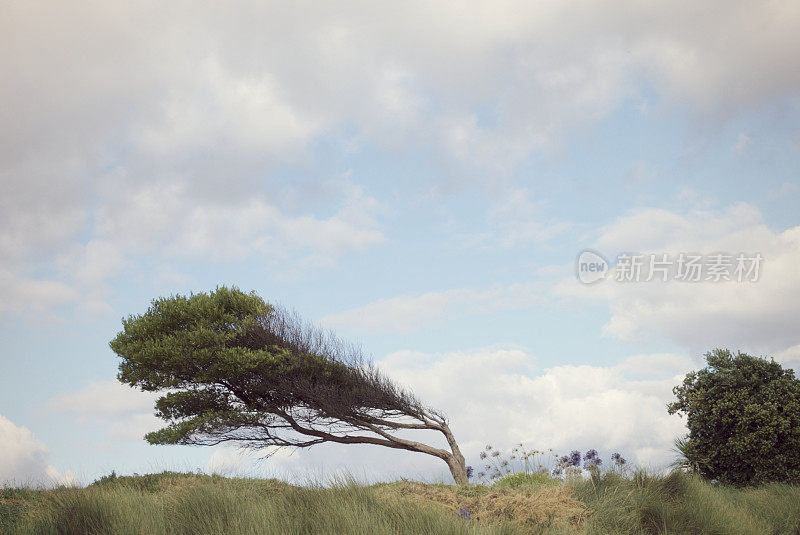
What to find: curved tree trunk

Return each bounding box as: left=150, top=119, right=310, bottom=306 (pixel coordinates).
left=445, top=452, right=468, bottom=485
left=440, top=422, right=468, bottom=485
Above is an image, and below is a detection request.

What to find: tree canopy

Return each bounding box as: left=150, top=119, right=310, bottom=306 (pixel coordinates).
left=668, top=348, right=800, bottom=486
left=110, top=286, right=468, bottom=483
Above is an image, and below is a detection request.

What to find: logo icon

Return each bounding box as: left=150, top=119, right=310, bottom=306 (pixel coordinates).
left=576, top=249, right=609, bottom=284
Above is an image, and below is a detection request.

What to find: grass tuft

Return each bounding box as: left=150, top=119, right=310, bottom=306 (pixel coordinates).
left=2, top=470, right=799, bottom=534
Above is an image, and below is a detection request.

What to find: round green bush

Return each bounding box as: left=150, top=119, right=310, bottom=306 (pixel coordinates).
left=668, top=349, right=800, bottom=486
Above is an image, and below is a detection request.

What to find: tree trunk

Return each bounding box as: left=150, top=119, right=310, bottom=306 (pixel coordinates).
left=438, top=421, right=468, bottom=484
left=446, top=453, right=468, bottom=485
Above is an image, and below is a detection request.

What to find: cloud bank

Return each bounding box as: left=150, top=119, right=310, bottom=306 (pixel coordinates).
left=0, top=414, right=76, bottom=487
left=3, top=1, right=799, bottom=317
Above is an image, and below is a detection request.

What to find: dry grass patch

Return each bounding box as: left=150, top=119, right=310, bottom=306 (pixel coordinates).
left=374, top=480, right=589, bottom=528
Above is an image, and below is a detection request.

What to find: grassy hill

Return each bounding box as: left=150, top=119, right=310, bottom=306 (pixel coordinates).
left=2, top=470, right=799, bottom=534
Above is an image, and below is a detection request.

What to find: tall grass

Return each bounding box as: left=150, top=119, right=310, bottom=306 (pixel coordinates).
left=570, top=470, right=800, bottom=534
left=2, top=470, right=799, bottom=534
left=2, top=472, right=515, bottom=534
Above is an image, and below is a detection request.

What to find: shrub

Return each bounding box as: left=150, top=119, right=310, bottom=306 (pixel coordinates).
left=668, top=348, right=800, bottom=486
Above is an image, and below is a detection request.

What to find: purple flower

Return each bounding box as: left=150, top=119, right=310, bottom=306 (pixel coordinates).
left=583, top=458, right=602, bottom=470
left=466, top=466, right=473, bottom=479
left=611, top=452, right=627, bottom=466
left=457, top=508, right=471, bottom=520
left=583, top=449, right=599, bottom=461
left=569, top=450, right=581, bottom=466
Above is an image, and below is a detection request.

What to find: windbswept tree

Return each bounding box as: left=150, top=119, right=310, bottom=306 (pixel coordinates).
left=110, top=287, right=469, bottom=483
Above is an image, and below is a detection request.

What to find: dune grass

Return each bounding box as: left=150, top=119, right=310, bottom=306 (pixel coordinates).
left=2, top=470, right=799, bottom=534
left=570, top=470, right=800, bottom=534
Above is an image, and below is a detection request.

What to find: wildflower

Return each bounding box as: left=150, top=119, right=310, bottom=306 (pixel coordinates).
left=456, top=508, right=471, bottom=520
left=569, top=450, right=581, bottom=466
left=583, top=458, right=602, bottom=470
left=466, top=466, right=473, bottom=479
left=611, top=452, right=627, bottom=466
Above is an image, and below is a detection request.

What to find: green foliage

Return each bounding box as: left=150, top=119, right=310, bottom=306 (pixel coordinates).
left=668, top=348, right=800, bottom=486
left=109, top=286, right=375, bottom=446
left=3, top=471, right=799, bottom=534
left=112, top=285, right=272, bottom=391
left=111, top=286, right=276, bottom=445
left=494, top=471, right=558, bottom=489
left=671, top=436, right=701, bottom=474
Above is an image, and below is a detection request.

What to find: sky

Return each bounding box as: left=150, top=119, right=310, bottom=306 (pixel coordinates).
left=1, top=1, right=800, bottom=487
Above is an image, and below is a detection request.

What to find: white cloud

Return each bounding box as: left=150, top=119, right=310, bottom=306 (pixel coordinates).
left=379, top=349, right=687, bottom=467
left=0, top=414, right=77, bottom=487
left=0, top=269, right=79, bottom=317
left=91, top=179, right=384, bottom=267
left=617, top=352, right=700, bottom=378
left=636, top=2, right=800, bottom=112
left=773, top=344, right=800, bottom=373
left=44, top=381, right=162, bottom=442
left=2, top=1, right=799, bottom=317
left=561, top=203, right=800, bottom=354
left=203, top=447, right=267, bottom=477
left=134, top=57, right=320, bottom=156
left=0, top=173, right=384, bottom=318
left=322, top=282, right=546, bottom=334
